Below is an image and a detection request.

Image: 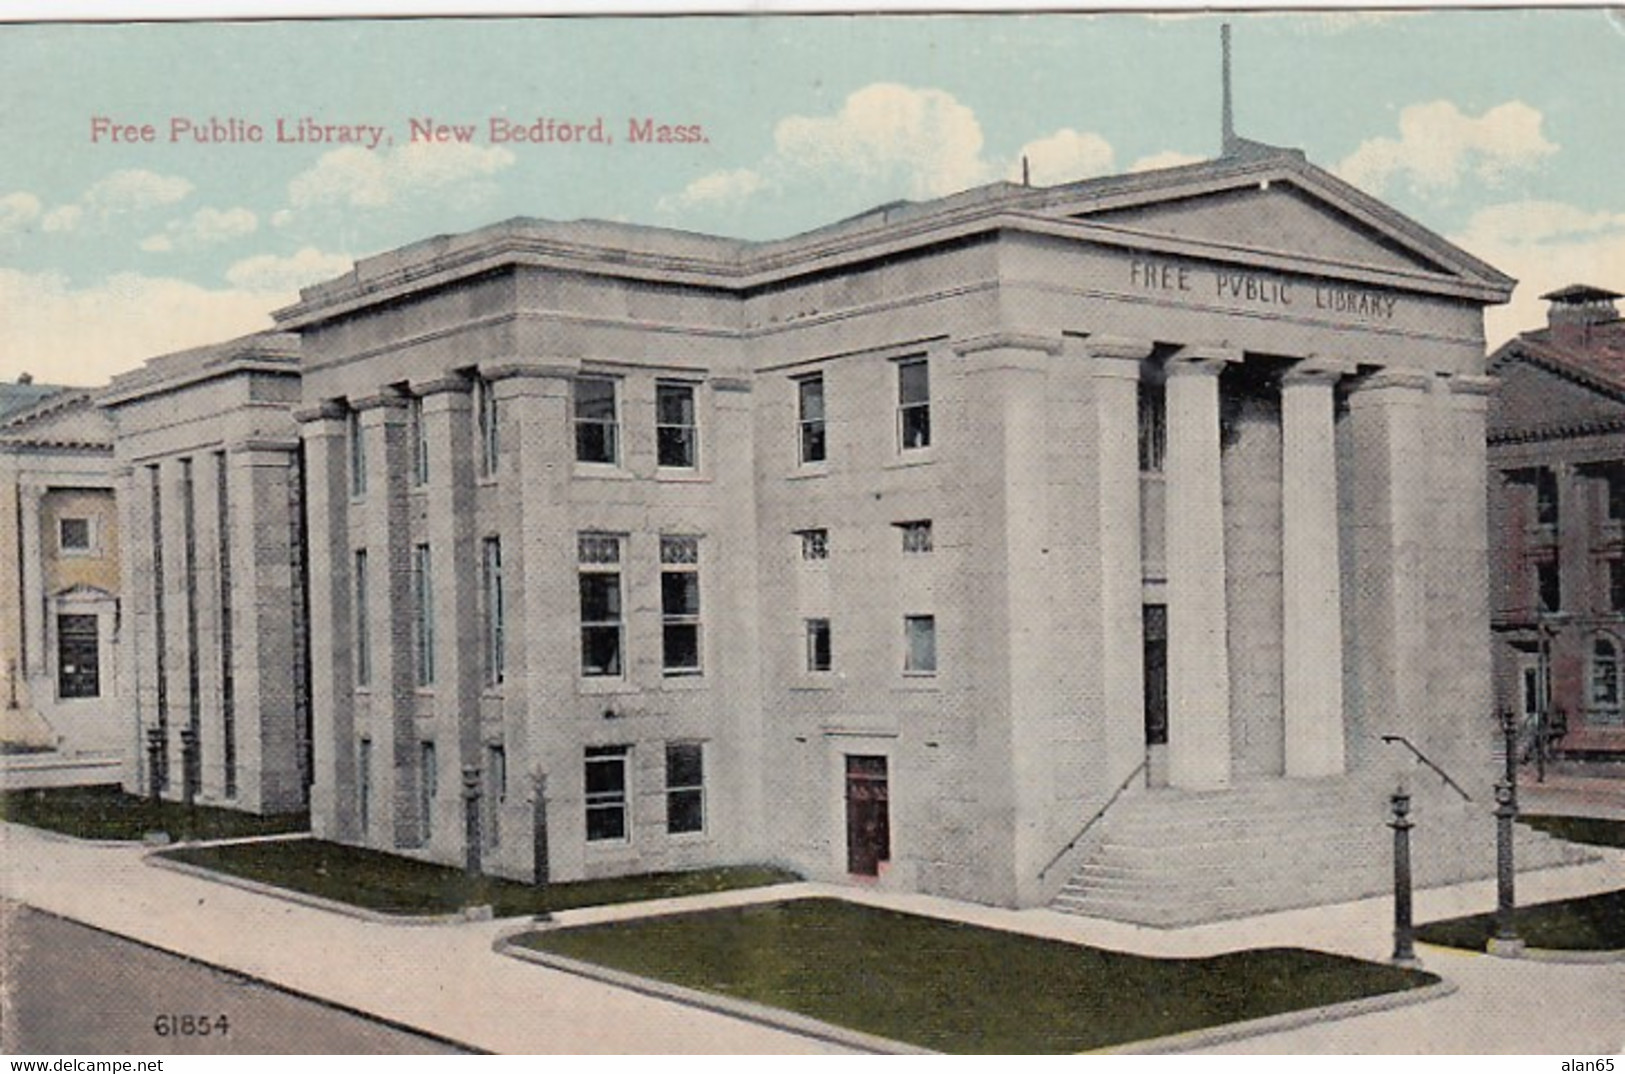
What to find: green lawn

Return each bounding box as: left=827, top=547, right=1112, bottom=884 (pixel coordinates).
left=161, top=837, right=799, bottom=918
left=1519, top=814, right=1625, bottom=849
left=1417, top=888, right=1625, bottom=952
left=516, top=898, right=1437, bottom=1053
left=0, top=784, right=308, bottom=842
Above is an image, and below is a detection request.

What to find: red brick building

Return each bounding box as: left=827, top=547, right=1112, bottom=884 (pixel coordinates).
left=1489, top=284, right=1625, bottom=775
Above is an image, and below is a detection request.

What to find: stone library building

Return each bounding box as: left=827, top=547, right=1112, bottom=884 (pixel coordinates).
left=105, top=141, right=1583, bottom=925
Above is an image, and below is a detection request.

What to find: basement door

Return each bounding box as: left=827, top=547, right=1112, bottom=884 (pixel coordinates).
left=844, top=755, right=890, bottom=876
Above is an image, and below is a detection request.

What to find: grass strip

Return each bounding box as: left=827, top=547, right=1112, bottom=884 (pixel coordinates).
left=518, top=897, right=1437, bottom=1053
left=1, top=784, right=307, bottom=842
left=1417, top=888, right=1625, bottom=952
left=1519, top=814, right=1625, bottom=849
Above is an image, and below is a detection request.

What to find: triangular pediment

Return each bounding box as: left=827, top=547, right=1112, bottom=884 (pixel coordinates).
left=1488, top=349, right=1625, bottom=438
left=0, top=391, right=112, bottom=449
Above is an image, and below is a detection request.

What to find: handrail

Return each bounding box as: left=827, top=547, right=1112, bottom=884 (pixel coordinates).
left=1038, top=759, right=1147, bottom=881
left=1379, top=734, right=1473, bottom=802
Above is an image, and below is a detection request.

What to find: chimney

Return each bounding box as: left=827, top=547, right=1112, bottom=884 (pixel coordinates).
left=1543, top=284, right=1622, bottom=330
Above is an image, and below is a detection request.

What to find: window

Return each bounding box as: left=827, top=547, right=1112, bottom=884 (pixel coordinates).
left=1139, top=382, right=1167, bottom=473
left=1605, top=465, right=1625, bottom=522
left=1143, top=604, right=1169, bottom=746
left=797, top=375, right=826, bottom=464
left=1535, top=467, right=1559, bottom=527
left=904, top=614, right=937, bottom=675
left=58, top=517, right=92, bottom=554
left=485, top=744, right=506, bottom=848
left=806, top=618, right=832, bottom=672
left=897, top=520, right=933, bottom=554
left=797, top=528, right=829, bottom=561
left=579, top=533, right=624, bottom=677
left=1593, top=636, right=1622, bottom=712
left=358, top=738, right=372, bottom=835
left=1612, top=559, right=1625, bottom=615
left=666, top=742, right=704, bottom=834
left=409, top=395, right=429, bottom=486
left=574, top=377, right=619, bottom=465
left=56, top=614, right=99, bottom=698
left=476, top=375, right=500, bottom=478
left=1536, top=558, right=1561, bottom=614
left=656, top=382, right=698, bottom=469
left=482, top=537, right=505, bottom=686
left=661, top=535, right=702, bottom=675
left=419, top=741, right=437, bottom=844
left=897, top=358, right=931, bottom=450
left=353, top=549, right=371, bottom=687
left=585, top=745, right=629, bottom=842
left=347, top=407, right=366, bottom=498
left=413, top=544, right=436, bottom=686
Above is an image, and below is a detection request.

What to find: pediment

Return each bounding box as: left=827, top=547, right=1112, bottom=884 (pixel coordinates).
left=0, top=392, right=112, bottom=448
left=1487, top=351, right=1625, bottom=438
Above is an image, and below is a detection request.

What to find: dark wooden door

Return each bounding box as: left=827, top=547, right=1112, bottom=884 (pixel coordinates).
left=844, top=755, right=890, bottom=876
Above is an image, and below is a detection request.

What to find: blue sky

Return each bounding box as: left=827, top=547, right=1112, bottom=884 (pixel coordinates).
left=2, top=10, right=1623, bottom=384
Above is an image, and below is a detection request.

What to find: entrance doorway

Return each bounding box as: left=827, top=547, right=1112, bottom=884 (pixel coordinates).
left=844, top=755, right=889, bottom=876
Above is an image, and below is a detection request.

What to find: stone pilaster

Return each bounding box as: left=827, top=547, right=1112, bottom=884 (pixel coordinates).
left=1165, top=345, right=1239, bottom=789
left=1281, top=359, right=1350, bottom=778
left=17, top=484, right=45, bottom=685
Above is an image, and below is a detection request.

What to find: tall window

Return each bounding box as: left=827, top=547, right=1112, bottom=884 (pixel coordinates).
left=419, top=741, right=437, bottom=844
left=656, top=382, right=698, bottom=469
left=1535, top=467, right=1559, bottom=527
left=482, top=537, right=505, bottom=686
left=358, top=738, right=372, bottom=835
left=797, top=375, right=826, bottom=464
left=1604, top=464, right=1625, bottom=522
left=1139, top=382, right=1167, bottom=473
left=665, top=742, right=704, bottom=834
left=1536, top=557, right=1561, bottom=614
left=485, top=743, right=506, bottom=848
left=413, top=544, right=436, bottom=686
left=347, top=406, right=366, bottom=498
left=806, top=618, right=832, bottom=672
left=897, top=520, right=933, bottom=554
left=574, top=377, right=619, bottom=465
left=797, top=528, right=829, bottom=561
left=353, top=549, right=371, bottom=687
left=56, top=614, right=99, bottom=698
left=1611, top=558, right=1625, bottom=615
left=1592, top=636, right=1621, bottom=710
left=409, top=395, right=429, bottom=486
left=904, top=614, right=937, bottom=675
left=579, top=533, right=624, bottom=677
left=585, top=745, right=630, bottom=842
left=661, top=535, right=702, bottom=675
left=897, top=358, right=931, bottom=450
left=476, top=375, right=500, bottom=478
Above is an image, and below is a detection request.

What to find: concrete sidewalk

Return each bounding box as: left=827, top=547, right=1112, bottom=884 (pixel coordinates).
left=2, top=820, right=1622, bottom=1054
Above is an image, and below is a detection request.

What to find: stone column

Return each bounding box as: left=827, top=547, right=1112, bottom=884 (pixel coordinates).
left=1079, top=337, right=1154, bottom=780
left=1347, top=369, right=1432, bottom=757
left=1165, top=345, right=1239, bottom=789
left=1281, top=359, right=1350, bottom=778
left=419, top=379, right=479, bottom=853
left=297, top=404, right=355, bottom=840
left=17, top=483, right=46, bottom=686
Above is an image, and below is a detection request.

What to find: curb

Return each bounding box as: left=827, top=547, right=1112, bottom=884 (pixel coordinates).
left=144, top=852, right=491, bottom=927
left=1488, top=945, right=1625, bottom=965
left=497, top=935, right=933, bottom=1055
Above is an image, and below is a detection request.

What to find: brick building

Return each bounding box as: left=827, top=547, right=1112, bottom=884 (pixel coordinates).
left=113, top=144, right=1586, bottom=922
left=1488, top=284, right=1625, bottom=777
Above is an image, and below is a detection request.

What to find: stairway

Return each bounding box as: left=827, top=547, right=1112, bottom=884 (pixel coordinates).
left=1051, top=774, right=1594, bottom=927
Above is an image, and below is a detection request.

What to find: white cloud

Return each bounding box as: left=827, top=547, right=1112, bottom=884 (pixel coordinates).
left=773, top=83, right=992, bottom=200
left=0, top=192, right=42, bottom=234
left=1448, top=199, right=1625, bottom=347
left=658, top=168, right=768, bottom=213
left=1130, top=150, right=1206, bottom=174
left=0, top=268, right=285, bottom=385
left=1336, top=100, right=1557, bottom=196
left=82, top=169, right=193, bottom=214
left=141, top=206, right=259, bottom=253
left=225, top=247, right=352, bottom=292
left=1014, top=129, right=1115, bottom=186
left=41, top=205, right=83, bottom=233
left=288, top=142, right=515, bottom=210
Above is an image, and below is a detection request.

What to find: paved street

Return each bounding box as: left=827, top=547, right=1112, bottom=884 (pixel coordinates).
left=1, top=901, right=469, bottom=1055
left=1, top=819, right=1621, bottom=1054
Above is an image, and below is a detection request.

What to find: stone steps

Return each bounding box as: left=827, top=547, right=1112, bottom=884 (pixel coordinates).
left=1051, top=775, right=1594, bottom=927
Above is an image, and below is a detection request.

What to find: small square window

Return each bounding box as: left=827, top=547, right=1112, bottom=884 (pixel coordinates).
left=897, top=520, right=932, bottom=554
left=59, top=518, right=92, bottom=553
left=904, top=614, right=937, bottom=675
left=797, top=528, right=829, bottom=561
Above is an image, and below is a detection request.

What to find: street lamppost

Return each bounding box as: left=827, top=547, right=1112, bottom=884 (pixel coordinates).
left=1388, top=785, right=1418, bottom=968
left=1488, top=777, right=1524, bottom=957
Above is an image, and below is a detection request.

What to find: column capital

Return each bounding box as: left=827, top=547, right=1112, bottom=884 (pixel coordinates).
left=952, top=332, right=1063, bottom=357
left=1168, top=343, right=1240, bottom=377
left=226, top=437, right=300, bottom=457
left=352, top=390, right=410, bottom=412
left=484, top=359, right=581, bottom=382
left=1076, top=335, right=1155, bottom=362
left=1353, top=367, right=1432, bottom=394
left=294, top=400, right=347, bottom=425
left=413, top=376, right=470, bottom=398
left=1282, top=355, right=1355, bottom=388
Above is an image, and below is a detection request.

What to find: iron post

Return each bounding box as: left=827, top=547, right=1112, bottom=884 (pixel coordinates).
left=1488, top=777, right=1525, bottom=957
left=178, top=727, right=198, bottom=809
left=1388, top=786, right=1418, bottom=968
left=462, top=765, right=483, bottom=880
left=145, top=726, right=164, bottom=803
